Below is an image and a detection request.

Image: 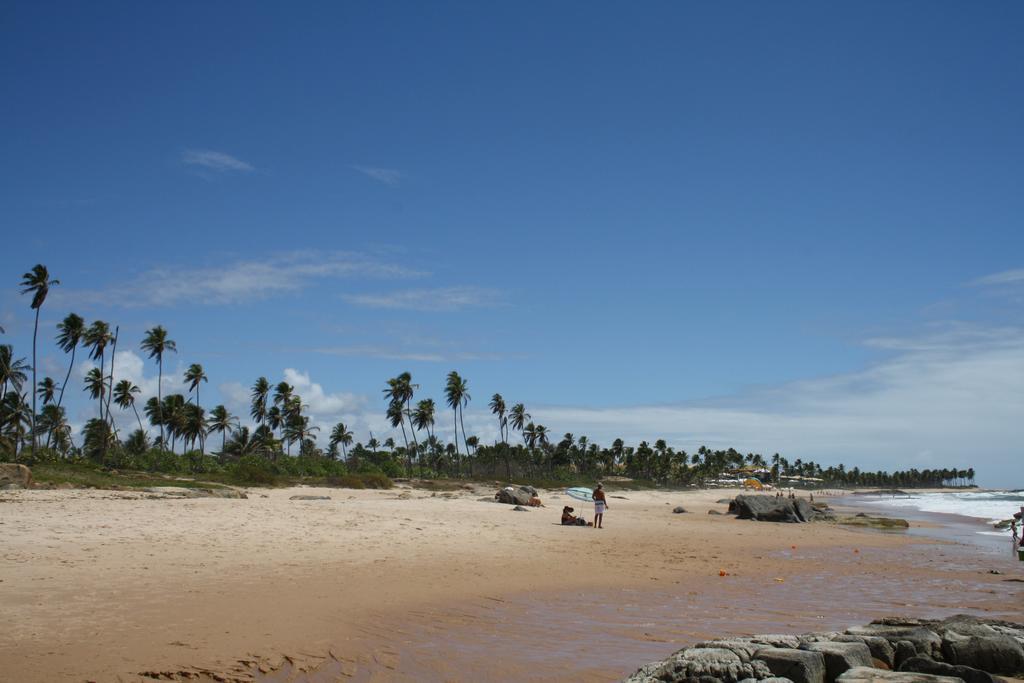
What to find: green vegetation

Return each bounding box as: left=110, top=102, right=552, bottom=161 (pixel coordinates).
left=1, top=263, right=978, bottom=491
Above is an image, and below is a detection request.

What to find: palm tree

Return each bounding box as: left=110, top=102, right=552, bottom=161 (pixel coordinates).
left=140, top=326, right=176, bottom=449
left=181, top=403, right=207, bottom=454
left=20, top=264, right=59, bottom=455
left=206, top=404, right=238, bottom=456
left=508, top=403, right=530, bottom=446
left=83, top=368, right=106, bottom=416
left=38, top=403, right=71, bottom=455
left=412, top=398, right=436, bottom=474
left=385, top=400, right=410, bottom=472
left=161, top=394, right=187, bottom=453
left=184, top=363, right=207, bottom=406
left=384, top=373, right=419, bottom=461
left=54, top=313, right=84, bottom=411
left=113, top=379, right=145, bottom=434
left=82, top=321, right=112, bottom=421
left=444, top=371, right=470, bottom=475
left=489, top=393, right=507, bottom=444
left=0, top=345, right=30, bottom=402
left=250, top=377, right=270, bottom=426
left=329, top=422, right=354, bottom=461
left=36, top=377, right=57, bottom=406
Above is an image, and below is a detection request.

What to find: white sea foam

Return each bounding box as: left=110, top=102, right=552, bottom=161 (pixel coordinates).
left=858, top=491, right=1024, bottom=530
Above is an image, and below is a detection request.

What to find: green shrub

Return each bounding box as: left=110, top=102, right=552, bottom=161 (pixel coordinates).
left=230, top=456, right=279, bottom=485
left=327, top=474, right=365, bottom=489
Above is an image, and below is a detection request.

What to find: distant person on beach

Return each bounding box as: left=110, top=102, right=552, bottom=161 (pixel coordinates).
left=592, top=484, right=608, bottom=529
left=528, top=493, right=544, bottom=507
left=561, top=506, right=590, bottom=526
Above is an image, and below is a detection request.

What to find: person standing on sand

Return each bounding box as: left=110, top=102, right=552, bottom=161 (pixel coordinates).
left=592, top=483, right=608, bottom=529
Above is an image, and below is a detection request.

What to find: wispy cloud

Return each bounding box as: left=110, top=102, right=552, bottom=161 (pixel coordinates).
left=519, top=324, right=1024, bottom=487
left=342, top=286, right=501, bottom=312
left=351, top=165, right=402, bottom=186
left=182, top=149, right=254, bottom=173
left=308, top=345, right=510, bottom=362
left=56, top=251, right=426, bottom=308
left=970, top=268, right=1024, bottom=287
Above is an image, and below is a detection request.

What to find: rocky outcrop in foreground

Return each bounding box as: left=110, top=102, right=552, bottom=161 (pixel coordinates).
left=624, top=615, right=1024, bottom=683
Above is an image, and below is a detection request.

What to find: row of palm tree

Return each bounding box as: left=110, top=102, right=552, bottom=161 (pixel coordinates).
left=1, top=264, right=978, bottom=489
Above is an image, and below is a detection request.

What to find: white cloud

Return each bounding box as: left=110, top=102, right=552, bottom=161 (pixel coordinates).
left=970, top=268, right=1024, bottom=287
left=351, top=165, right=402, bottom=185
left=282, top=368, right=366, bottom=416
left=54, top=251, right=426, bottom=308
left=342, top=286, right=501, bottom=312
left=182, top=149, right=254, bottom=173
left=518, top=326, right=1024, bottom=487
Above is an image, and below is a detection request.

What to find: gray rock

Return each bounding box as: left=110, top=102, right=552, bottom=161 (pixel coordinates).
left=512, top=505, right=529, bottom=511
left=899, top=655, right=994, bottom=683
left=846, top=626, right=942, bottom=659
left=144, top=486, right=247, bottom=499
left=623, top=646, right=772, bottom=683
left=693, top=640, right=769, bottom=663
left=495, top=485, right=537, bottom=505
left=802, top=642, right=873, bottom=683
left=833, top=635, right=896, bottom=668
left=751, top=635, right=804, bottom=649
left=794, top=499, right=817, bottom=522
left=894, top=642, right=917, bottom=670
left=732, top=495, right=803, bottom=523
left=673, top=506, right=688, bottom=514
left=288, top=495, right=331, bottom=501
left=755, top=648, right=826, bottom=683
left=708, top=510, right=724, bottom=515
left=941, top=635, right=1024, bottom=674
left=836, top=666, right=961, bottom=683
left=0, top=463, right=32, bottom=489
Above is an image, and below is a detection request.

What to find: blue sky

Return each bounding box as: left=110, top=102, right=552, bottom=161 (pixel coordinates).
left=2, top=2, right=1022, bottom=486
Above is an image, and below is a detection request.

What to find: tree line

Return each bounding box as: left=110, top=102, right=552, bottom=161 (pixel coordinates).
left=0, top=264, right=976, bottom=488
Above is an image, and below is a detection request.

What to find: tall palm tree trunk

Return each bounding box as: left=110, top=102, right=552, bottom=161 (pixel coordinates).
left=30, top=307, right=39, bottom=456
left=103, top=328, right=119, bottom=437
left=453, top=410, right=460, bottom=477
left=157, top=357, right=164, bottom=450
left=132, top=403, right=144, bottom=434
left=50, top=346, right=77, bottom=449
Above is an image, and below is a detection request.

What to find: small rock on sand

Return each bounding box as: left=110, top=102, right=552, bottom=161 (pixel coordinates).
left=289, top=495, right=331, bottom=501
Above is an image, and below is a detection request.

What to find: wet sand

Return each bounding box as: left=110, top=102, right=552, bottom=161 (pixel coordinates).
left=1, top=484, right=1021, bottom=682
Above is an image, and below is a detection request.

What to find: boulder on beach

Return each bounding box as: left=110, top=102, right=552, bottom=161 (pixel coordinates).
left=143, top=486, right=247, bottom=499
left=801, top=641, right=873, bottom=683
left=512, top=505, right=529, bottom=511
left=624, top=646, right=772, bottom=683
left=672, top=506, right=687, bottom=514
left=289, top=495, right=331, bottom=501
left=0, top=463, right=32, bottom=489
left=836, top=666, right=960, bottom=683
left=626, top=617, right=1024, bottom=683
left=832, top=635, right=896, bottom=669
left=899, top=655, right=995, bottom=683
left=755, top=647, right=826, bottom=683
left=731, top=495, right=814, bottom=523
left=940, top=635, right=1024, bottom=675
left=495, top=485, right=537, bottom=506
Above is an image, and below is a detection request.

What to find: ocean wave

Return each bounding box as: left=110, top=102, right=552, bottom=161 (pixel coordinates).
left=857, top=491, right=1024, bottom=527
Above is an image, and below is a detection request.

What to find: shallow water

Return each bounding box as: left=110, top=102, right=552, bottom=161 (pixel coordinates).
left=258, top=538, right=1023, bottom=682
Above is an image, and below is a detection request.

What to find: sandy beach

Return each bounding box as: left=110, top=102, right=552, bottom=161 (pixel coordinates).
left=1, top=483, right=1021, bottom=682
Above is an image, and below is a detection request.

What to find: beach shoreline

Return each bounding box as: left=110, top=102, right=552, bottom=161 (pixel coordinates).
left=1, top=484, right=1021, bottom=682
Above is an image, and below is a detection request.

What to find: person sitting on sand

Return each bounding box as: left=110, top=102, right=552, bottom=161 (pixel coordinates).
left=561, top=506, right=590, bottom=526
left=528, top=493, right=545, bottom=507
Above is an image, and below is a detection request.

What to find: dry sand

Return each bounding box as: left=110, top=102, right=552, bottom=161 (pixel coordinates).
left=1, top=484, right=1021, bottom=682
